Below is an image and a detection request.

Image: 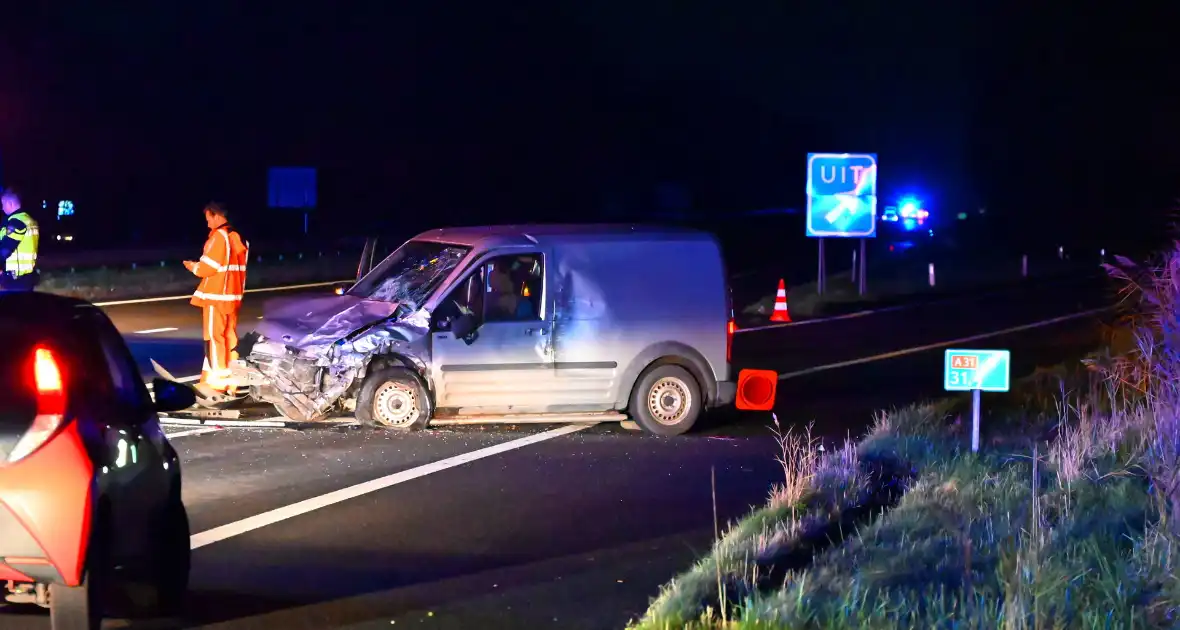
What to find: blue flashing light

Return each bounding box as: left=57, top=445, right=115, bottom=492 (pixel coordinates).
left=895, top=196, right=928, bottom=231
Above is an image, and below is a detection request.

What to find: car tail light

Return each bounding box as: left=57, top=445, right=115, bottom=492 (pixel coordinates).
left=8, top=347, right=67, bottom=463
left=726, top=318, right=736, bottom=363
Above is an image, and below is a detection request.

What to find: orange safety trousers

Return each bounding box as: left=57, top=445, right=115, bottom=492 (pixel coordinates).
left=200, top=306, right=240, bottom=394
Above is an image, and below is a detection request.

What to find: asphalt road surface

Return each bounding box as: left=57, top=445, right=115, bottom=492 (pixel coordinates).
left=2, top=274, right=1110, bottom=629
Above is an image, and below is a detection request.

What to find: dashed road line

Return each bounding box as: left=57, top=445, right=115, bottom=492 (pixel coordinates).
left=776, top=306, right=1109, bottom=380
left=164, top=427, right=223, bottom=439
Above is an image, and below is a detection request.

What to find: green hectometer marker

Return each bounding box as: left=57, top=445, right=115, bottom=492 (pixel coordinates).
left=943, top=349, right=1010, bottom=393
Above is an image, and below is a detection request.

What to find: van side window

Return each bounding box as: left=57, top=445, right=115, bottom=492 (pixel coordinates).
left=484, top=254, right=543, bottom=323
left=431, top=266, right=486, bottom=332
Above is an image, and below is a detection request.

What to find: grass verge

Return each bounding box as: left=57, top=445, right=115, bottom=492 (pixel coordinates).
left=633, top=247, right=1180, bottom=629
left=38, top=254, right=357, bottom=302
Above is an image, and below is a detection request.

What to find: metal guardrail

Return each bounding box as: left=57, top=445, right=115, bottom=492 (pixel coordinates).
left=38, top=240, right=366, bottom=272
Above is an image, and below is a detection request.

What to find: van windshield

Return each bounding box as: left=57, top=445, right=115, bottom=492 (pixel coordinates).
left=349, top=240, right=471, bottom=308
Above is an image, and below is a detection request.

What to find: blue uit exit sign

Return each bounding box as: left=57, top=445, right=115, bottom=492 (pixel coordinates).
left=805, top=153, right=878, bottom=238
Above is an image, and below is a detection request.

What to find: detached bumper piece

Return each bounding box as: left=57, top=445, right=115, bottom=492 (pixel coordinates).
left=157, top=392, right=358, bottom=432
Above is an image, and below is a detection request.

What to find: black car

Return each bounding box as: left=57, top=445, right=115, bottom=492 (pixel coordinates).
left=0, top=291, right=196, bottom=629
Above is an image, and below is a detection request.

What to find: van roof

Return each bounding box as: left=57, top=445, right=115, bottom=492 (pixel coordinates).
left=410, top=223, right=716, bottom=249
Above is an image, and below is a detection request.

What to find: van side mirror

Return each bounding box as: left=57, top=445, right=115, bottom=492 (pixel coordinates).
left=151, top=378, right=197, bottom=413
left=452, top=313, right=479, bottom=344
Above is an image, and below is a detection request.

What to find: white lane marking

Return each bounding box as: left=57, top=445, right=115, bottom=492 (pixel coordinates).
left=737, top=273, right=1098, bottom=334
left=94, top=279, right=352, bottom=307
left=134, top=327, right=179, bottom=334
left=165, top=427, right=223, bottom=439
left=189, top=423, right=596, bottom=550
left=776, top=306, right=1110, bottom=381
left=740, top=303, right=891, bottom=332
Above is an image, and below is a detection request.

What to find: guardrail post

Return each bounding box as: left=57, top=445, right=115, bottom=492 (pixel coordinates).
left=928, top=263, right=936, bottom=287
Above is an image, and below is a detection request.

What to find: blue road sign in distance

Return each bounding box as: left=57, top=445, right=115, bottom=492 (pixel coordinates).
left=943, top=349, right=1011, bottom=392
left=806, top=153, right=878, bottom=238
left=268, top=167, right=318, bottom=210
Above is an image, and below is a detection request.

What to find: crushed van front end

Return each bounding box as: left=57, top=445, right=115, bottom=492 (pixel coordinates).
left=234, top=308, right=433, bottom=422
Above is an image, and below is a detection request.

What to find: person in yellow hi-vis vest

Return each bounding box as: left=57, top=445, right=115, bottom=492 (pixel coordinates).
left=0, top=188, right=40, bottom=292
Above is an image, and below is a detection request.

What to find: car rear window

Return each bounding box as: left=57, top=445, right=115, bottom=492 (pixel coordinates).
left=0, top=332, right=38, bottom=428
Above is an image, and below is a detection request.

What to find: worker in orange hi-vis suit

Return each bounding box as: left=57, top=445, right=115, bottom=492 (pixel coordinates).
left=183, top=202, right=249, bottom=397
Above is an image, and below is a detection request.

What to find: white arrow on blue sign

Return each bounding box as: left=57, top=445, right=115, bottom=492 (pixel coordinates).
left=806, top=153, right=878, bottom=238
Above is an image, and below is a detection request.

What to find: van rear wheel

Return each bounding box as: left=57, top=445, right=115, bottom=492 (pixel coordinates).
left=356, top=367, right=431, bottom=431
left=630, top=364, right=702, bottom=436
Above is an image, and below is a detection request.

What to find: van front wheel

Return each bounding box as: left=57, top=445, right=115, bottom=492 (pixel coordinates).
left=356, top=367, right=431, bottom=431
left=630, top=364, right=702, bottom=436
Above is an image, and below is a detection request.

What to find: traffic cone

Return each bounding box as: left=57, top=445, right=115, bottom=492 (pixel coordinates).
left=770, top=279, right=791, bottom=322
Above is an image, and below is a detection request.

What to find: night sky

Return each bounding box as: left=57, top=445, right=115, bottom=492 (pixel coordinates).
left=1, top=3, right=1177, bottom=249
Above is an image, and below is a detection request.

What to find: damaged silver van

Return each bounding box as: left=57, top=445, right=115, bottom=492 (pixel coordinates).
left=232, top=224, right=737, bottom=435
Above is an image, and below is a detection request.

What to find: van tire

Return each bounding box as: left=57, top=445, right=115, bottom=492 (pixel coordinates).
left=356, top=368, right=431, bottom=431
left=630, top=364, right=702, bottom=436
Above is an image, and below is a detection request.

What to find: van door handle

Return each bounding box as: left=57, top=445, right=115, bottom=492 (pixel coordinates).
left=526, top=327, right=548, bottom=336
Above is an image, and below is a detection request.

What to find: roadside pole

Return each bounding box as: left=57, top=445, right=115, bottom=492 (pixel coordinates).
left=817, top=238, right=826, bottom=295
left=971, top=388, right=981, bottom=452
left=858, top=238, right=867, bottom=296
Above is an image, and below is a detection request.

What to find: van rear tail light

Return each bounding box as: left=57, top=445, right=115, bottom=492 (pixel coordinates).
left=8, top=347, right=67, bottom=463
left=726, top=318, right=736, bottom=363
